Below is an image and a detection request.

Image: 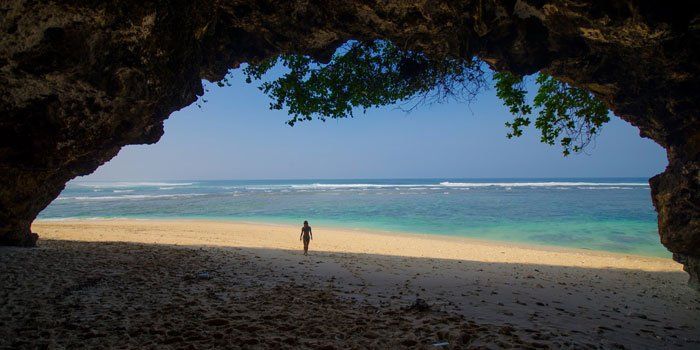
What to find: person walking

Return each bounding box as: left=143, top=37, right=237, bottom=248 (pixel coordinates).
left=300, top=220, right=313, bottom=255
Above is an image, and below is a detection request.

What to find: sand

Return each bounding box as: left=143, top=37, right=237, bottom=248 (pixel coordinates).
left=1, top=219, right=698, bottom=349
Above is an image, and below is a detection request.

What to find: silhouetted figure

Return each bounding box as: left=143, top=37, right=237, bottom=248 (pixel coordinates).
left=300, top=220, right=312, bottom=255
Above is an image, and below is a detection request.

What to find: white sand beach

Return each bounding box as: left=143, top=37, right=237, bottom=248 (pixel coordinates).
left=1, top=219, right=698, bottom=349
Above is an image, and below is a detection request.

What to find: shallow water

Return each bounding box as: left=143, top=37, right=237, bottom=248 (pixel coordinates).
left=39, top=178, right=667, bottom=257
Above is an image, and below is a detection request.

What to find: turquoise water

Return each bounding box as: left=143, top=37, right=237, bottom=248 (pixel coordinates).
left=38, top=178, right=668, bottom=258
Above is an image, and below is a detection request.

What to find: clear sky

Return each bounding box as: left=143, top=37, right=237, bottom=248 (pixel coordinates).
left=82, top=66, right=666, bottom=181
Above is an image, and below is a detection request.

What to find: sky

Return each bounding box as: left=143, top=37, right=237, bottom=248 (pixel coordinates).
left=82, top=66, right=667, bottom=181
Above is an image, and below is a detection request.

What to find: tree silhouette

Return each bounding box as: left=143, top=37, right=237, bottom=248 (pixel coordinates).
left=243, top=40, right=609, bottom=156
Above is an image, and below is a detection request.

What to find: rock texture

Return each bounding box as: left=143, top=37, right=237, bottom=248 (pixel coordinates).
left=1, top=1, right=698, bottom=286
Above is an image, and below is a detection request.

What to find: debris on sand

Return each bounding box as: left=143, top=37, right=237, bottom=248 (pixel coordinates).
left=408, top=298, right=431, bottom=311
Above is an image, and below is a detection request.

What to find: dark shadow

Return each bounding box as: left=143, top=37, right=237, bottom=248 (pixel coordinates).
left=1, top=239, right=698, bottom=349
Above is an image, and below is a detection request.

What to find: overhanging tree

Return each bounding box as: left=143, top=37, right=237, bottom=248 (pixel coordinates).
left=240, top=40, right=609, bottom=156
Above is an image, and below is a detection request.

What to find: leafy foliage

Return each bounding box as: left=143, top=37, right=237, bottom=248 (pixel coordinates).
left=242, top=41, right=486, bottom=126
left=493, top=72, right=531, bottom=139
left=494, top=72, right=610, bottom=156
left=241, top=40, right=610, bottom=155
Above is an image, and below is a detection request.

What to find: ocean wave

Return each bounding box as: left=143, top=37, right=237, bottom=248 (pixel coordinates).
left=70, top=180, right=649, bottom=192
left=289, top=183, right=438, bottom=189
left=74, top=182, right=195, bottom=188
left=57, top=193, right=206, bottom=201
left=576, top=186, right=634, bottom=190
left=244, top=181, right=650, bottom=190
left=439, top=181, right=648, bottom=188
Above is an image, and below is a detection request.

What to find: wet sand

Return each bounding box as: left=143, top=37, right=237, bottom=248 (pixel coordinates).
left=1, top=219, right=698, bottom=349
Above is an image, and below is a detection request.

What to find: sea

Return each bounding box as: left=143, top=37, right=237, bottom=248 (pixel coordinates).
left=38, top=178, right=668, bottom=258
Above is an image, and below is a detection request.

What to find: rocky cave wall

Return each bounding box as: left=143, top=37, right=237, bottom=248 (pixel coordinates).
left=1, top=0, right=698, bottom=287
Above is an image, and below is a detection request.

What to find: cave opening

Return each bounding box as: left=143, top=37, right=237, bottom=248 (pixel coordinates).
left=40, top=58, right=670, bottom=259
left=2, top=2, right=700, bottom=348
left=1, top=0, right=697, bottom=289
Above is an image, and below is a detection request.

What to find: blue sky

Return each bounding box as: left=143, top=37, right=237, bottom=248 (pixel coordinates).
left=83, top=66, right=666, bottom=180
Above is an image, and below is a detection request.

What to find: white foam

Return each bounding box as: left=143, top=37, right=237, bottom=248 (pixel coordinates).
left=576, top=186, right=635, bottom=190
left=288, top=183, right=434, bottom=189
left=74, top=182, right=195, bottom=188
left=267, top=182, right=649, bottom=190
left=439, top=181, right=647, bottom=188
left=290, top=183, right=372, bottom=189
left=70, top=180, right=649, bottom=192
left=57, top=193, right=206, bottom=201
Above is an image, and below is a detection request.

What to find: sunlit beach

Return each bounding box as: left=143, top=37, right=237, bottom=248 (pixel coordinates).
left=2, top=2, right=699, bottom=349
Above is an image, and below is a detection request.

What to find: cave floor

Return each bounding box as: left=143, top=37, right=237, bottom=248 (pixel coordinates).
left=1, top=239, right=699, bottom=349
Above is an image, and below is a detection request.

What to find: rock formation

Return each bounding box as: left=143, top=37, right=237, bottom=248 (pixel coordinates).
left=1, top=1, right=698, bottom=287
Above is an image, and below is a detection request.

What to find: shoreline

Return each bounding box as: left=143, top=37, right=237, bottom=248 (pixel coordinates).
left=4, top=218, right=696, bottom=348
left=33, top=218, right=679, bottom=272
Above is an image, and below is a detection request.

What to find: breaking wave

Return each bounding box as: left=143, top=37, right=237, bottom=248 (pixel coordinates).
left=57, top=193, right=206, bottom=201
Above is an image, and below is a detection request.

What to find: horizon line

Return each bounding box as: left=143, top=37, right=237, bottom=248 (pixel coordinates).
left=71, top=176, right=653, bottom=182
